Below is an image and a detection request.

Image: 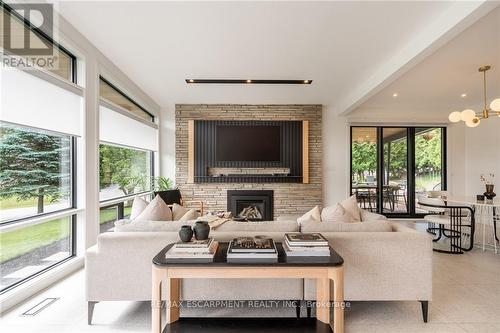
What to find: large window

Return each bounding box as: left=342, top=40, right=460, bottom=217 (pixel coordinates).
left=0, top=123, right=76, bottom=292
left=98, top=78, right=157, bottom=232
left=351, top=126, right=446, bottom=217
left=1, top=4, right=79, bottom=292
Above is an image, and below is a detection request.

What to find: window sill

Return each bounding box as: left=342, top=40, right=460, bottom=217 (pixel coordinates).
left=0, top=256, right=84, bottom=314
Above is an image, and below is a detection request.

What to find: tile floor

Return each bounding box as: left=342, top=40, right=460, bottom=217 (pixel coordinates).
left=1, top=233, right=500, bottom=333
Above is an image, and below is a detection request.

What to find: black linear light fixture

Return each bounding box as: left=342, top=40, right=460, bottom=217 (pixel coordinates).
left=185, top=79, right=312, bottom=84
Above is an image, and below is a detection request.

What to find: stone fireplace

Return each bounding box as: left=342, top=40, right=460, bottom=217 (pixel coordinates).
left=175, top=104, right=322, bottom=218
left=227, top=190, right=274, bottom=221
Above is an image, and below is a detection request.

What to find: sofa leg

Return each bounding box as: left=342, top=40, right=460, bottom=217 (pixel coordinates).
left=419, top=301, right=428, bottom=323
left=88, top=301, right=98, bottom=325
left=295, top=300, right=301, bottom=318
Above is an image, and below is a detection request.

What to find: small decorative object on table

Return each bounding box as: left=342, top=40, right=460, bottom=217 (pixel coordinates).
left=178, top=225, right=193, bottom=242
left=194, top=221, right=210, bottom=240
left=477, top=194, right=485, bottom=202
left=480, top=173, right=496, bottom=199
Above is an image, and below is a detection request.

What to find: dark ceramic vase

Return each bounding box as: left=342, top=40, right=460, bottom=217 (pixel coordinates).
left=484, top=184, right=496, bottom=200
left=194, top=221, right=210, bottom=240
left=179, top=225, right=193, bottom=242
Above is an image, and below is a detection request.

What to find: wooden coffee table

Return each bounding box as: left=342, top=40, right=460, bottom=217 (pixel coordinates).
left=152, top=242, right=344, bottom=333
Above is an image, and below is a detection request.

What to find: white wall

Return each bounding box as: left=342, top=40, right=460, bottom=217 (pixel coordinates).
left=463, top=116, right=500, bottom=195
left=447, top=123, right=466, bottom=196
left=160, top=105, right=176, bottom=182
left=323, top=106, right=350, bottom=205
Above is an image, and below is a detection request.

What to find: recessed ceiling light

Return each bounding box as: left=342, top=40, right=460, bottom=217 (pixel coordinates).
left=184, top=79, right=313, bottom=84
left=392, top=93, right=398, bottom=98
left=461, top=93, right=467, bottom=98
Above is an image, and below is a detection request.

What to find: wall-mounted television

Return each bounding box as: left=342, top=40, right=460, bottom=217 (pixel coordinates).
left=215, top=125, right=281, bottom=162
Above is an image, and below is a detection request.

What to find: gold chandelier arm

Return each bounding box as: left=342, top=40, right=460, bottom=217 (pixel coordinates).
left=483, top=68, right=488, bottom=111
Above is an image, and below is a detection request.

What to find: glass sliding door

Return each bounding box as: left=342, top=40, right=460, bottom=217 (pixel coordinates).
left=350, top=126, right=446, bottom=217
left=415, top=128, right=444, bottom=213
left=351, top=127, right=378, bottom=212
left=382, top=128, right=408, bottom=214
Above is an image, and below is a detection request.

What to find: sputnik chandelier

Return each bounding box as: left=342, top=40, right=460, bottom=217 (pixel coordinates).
left=448, top=65, right=500, bottom=127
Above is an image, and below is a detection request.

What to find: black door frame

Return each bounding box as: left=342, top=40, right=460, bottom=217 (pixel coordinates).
left=350, top=126, right=447, bottom=218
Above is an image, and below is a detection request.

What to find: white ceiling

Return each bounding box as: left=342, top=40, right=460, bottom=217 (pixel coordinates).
left=54, top=2, right=455, bottom=107
left=351, top=5, right=500, bottom=122
left=56, top=1, right=498, bottom=115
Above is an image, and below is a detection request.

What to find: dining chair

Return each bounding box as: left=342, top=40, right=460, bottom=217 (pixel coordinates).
left=418, top=195, right=475, bottom=254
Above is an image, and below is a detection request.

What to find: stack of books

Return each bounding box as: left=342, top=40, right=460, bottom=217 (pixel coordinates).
left=284, top=233, right=330, bottom=257
left=165, top=238, right=219, bottom=263
left=227, top=236, right=278, bottom=263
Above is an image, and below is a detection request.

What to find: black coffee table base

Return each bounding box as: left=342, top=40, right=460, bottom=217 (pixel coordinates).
left=163, top=317, right=332, bottom=333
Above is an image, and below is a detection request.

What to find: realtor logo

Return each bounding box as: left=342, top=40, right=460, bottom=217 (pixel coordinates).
left=3, top=3, right=54, bottom=56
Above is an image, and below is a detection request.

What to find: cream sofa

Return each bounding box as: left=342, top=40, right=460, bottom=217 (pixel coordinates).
left=85, top=212, right=432, bottom=324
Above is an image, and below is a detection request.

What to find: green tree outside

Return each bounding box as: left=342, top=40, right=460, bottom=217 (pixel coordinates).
left=99, top=144, right=150, bottom=196
left=0, top=124, right=71, bottom=214
left=352, top=129, right=442, bottom=187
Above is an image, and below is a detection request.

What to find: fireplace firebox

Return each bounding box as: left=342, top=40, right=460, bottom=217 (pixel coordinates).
left=227, top=190, right=274, bottom=221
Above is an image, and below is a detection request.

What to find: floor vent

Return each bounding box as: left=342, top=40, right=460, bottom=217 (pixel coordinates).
left=21, top=297, right=59, bottom=316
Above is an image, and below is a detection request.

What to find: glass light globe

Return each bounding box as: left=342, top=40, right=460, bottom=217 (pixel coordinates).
left=448, top=111, right=462, bottom=122
left=490, top=98, right=500, bottom=111
left=465, top=117, right=480, bottom=128
left=460, top=109, right=476, bottom=122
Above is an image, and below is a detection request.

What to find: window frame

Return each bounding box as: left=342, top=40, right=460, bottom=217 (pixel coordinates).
left=1, top=2, right=78, bottom=84
left=99, top=76, right=155, bottom=122
left=0, top=214, right=77, bottom=294
left=0, top=125, right=78, bottom=294
left=0, top=125, right=77, bottom=226
left=350, top=125, right=447, bottom=218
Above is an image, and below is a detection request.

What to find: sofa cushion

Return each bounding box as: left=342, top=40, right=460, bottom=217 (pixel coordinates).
left=360, top=209, right=387, bottom=221
left=321, top=203, right=352, bottom=223
left=214, top=220, right=299, bottom=232
left=134, top=195, right=172, bottom=222
left=297, top=206, right=321, bottom=225
left=179, top=209, right=200, bottom=221
left=114, top=219, right=197, bottom=232
left=172, top=203, right=188, bottom=220
left=130, top=197, right=148, bottom=219
left=340, top=195, right=361, bottom=221
left=300, top=220, right=392, bottom=233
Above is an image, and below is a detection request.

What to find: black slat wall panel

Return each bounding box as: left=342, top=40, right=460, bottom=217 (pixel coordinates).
left=194, top=120, right=303, bottom=183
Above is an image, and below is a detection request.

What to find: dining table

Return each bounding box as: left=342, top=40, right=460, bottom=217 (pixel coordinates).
left=441, top=196, right=499, bottom=253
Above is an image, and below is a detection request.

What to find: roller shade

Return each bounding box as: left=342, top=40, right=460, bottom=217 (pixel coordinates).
left=99, top=103, right=158, bottom=151
left=1, top=67, right=83, bottom=136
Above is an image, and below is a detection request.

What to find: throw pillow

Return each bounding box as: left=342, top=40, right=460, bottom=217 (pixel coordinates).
left=321, top=203, right=352, bottom=223
left=297, top=206, right=321, bottom=225
left=340, top=194, right=361, bottom=222
left=179, top=209, right=200, bottom=221
left=171, top=203, right=188, bottom=221
left=134, top=195, right=172, bottom=222
left=130, top=197, right=149, bottom=220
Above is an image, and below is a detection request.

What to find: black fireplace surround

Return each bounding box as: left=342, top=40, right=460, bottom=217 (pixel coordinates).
left=227, top=190, right=274, bottom=221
